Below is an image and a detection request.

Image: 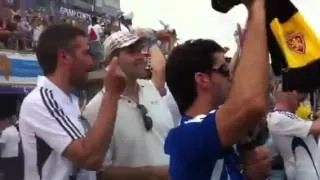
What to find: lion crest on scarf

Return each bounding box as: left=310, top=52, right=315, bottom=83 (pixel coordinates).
left=286, top=32, right=306, bottom=54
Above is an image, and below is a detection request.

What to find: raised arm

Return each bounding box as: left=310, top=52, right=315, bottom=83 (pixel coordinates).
left=216, top=0, right=269, bottom=147
left=148, top=30, right=167, bottom=96
left=150, top=43, right=166, bottom=96
left=228, top=47, right=240, bottom=78
left=63, top=93, right=119, bottom=170
left=228, top=24, right=242, bottom=77
left=135, top=28, right=167, bottom=96
left=62, top=58, right=125, bottom=170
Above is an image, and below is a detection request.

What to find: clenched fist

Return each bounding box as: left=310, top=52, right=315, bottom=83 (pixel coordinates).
left=243, top=146, right=272, bottom=180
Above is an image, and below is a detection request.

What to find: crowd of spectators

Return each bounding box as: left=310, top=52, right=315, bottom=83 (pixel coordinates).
left=0, top=6, right=113, bottom=52
left=0, top=7, right=54, bottom=51
left=0, top=4, right=178, bottom=58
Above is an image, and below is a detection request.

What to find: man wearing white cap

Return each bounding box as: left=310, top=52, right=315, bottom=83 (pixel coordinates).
left=119, top=12, right=134, bottom=33
left=83, top=31, right=177, bottom=179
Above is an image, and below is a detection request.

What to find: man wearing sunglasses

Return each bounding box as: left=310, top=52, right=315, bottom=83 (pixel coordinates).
left=164, top=0, right=271, bottom=179
left=83, top=31, right=178, bottom=180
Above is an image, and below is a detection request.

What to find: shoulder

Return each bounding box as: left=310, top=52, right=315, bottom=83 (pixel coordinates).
left=1, top=126, right=19, bottom=140
left=168, top=110, right=217, bottom=136
left=137, top=79, right=153, bottom=87
left=85, top=90, right=103, bottom=109
left=267, top=110, right=312, bottom=134
left=182, top=110, right=217, bottom=125
left=19, top=88, right=44, bottom=127
left=19, top=87, right=57, bottom=123
left=83, top=91, right=104, bottom=125
left=165, top=110, right=221, bottom=160
left=138, top=79, right=157, bottom=91
left=267, top=111, right=299, bottom=122
left=137, top=79, right=162, bottom=96
left=94, top=24, right=102, bottom=28
left=21, top=87, right=43, bottom=110
left=277, top=111, right=298, bottom=119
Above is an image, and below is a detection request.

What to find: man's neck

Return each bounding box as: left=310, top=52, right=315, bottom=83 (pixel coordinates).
left=122, top=78, right=139, bottom=102
left=185, top=96, right=215, bottom=118
left=274, top=102, right=292, bottom=112
left=47, top=73, right=73, bottom=96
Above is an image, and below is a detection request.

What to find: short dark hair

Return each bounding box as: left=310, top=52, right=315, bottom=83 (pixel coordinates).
left=36, top=23, right=86, bottom=75
left=91, top=16, right=98, bottom=24
left=13, top=15, right=21, bottom=21
left=166, top=39, right=224, bottom=114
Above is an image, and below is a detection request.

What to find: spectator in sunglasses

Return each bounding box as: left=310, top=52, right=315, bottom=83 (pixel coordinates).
left=164, top=0, right=271, bottom=179
left=83, top=31, right=179, bottom=180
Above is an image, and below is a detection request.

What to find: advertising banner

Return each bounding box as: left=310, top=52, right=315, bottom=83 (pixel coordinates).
left=0, top=51, right=42, bottom=86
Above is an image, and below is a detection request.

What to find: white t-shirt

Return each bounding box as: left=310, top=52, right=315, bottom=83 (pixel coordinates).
left=163, top=85, right=181, bottom=124
left=83, top=80, right=177, bottom=167
left=267, top=110, right=320, bottom=180
left=119, top=23, right=133, bottom=33
left=87, top=24, right=103, bottom=42
left=32, top=25, right=44, bottom=42
left=19, top=77, right=96, bottom=180
left=0, top=125, right=20, bottom=158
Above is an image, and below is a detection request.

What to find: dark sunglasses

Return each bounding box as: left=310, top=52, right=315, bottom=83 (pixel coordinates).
left=211, top=64, right=230, bottom=78
left=124, top=44, right=143, bottom=54
left=124, top=40, right=149, bottom=54
left=137, top=104, right=153, bottom=131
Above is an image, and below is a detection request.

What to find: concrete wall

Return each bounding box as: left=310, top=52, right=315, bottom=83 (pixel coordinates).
left=101, top=0, right=120, bottom=9
left=95, top=0, right=120, bottom=16
left=69, top=0, right=94, bottom=11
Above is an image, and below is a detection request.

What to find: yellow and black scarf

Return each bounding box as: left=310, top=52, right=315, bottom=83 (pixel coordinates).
left=267, top=0, right=320, bottom=92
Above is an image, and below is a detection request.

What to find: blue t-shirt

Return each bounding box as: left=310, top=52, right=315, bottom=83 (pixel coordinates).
left=164, top=110, right=244, bottom=180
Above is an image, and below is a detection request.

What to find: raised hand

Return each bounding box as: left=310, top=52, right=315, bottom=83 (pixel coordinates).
left=148, top=165, right=169, bottom=180
left=234, top=23, right=247, bottom=49
left=135, top=28, right=155, bottom=39
left=243, top=146, right=272, bottom=180
left=242, top=0, right=265, bottom=9
left=104, top=57, right=126, bottom=96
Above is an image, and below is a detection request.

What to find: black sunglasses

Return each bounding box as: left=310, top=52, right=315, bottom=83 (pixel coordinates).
left=137, top=104, right=153, bottom=131
left=124, top=40, right=149, bottom=54
left=211, top=64, right=230, bottom=77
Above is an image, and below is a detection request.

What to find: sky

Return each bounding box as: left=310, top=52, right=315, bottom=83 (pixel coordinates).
left=120, top=0, right=320, bottom=55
